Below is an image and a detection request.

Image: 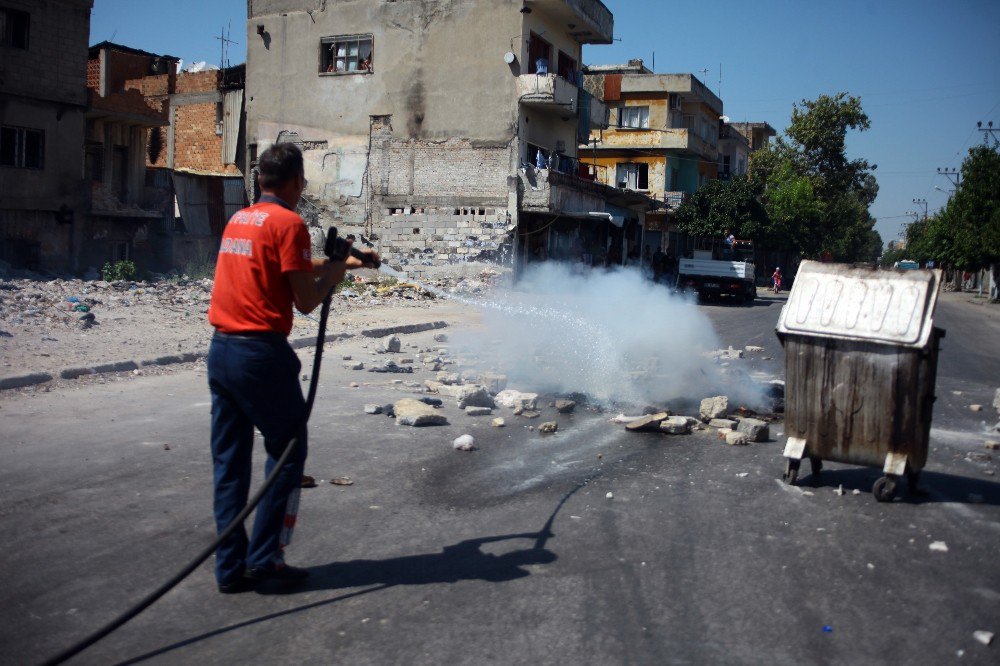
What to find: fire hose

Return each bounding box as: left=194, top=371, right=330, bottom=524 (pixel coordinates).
left=41, top=228, right=377, bottom=665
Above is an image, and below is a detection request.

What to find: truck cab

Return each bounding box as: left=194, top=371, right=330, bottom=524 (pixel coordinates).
left=677, top=240, right=757, bottom=303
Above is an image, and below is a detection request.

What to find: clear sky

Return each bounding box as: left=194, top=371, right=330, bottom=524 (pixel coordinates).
left=90, top=0, right=1000, bottom=247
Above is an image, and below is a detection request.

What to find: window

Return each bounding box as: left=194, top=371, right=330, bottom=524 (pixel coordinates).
left=669, top=93, right=681, bottom=110
left=112, top=241, right=131, bottom=262
left=320, top=35, right=373, bottom=74
left=0, top=8, right=29, bottom=50
left=528, top=33, right=551, bottom=74
left=84, top=142, right=103, bottom=181
left=619, top=106, right=649, bottom=129
left=616, top=163, right=648, bottom=191
left=0, top=125, right=43, bottom=169
left=557, top=50, right=577, bottom=82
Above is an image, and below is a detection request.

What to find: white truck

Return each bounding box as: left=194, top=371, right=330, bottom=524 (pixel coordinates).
left=677, top=241, right=757, bottom=303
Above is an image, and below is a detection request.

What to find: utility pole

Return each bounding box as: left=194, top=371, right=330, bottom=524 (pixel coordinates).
left=936, top=166, right=961, bottom=188
left=912, top=198, right=928, bottom=220
left=978, top=120, right=999, bottom=148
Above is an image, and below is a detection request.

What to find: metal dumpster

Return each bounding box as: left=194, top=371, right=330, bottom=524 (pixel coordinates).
left=775, top=260, right=945, bottom=502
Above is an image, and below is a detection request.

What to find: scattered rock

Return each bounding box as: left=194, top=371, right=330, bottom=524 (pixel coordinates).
left=394, top=398, right=449, bottom=426
left=852, top=489, right=861, bottom=496
left=706, top=346, right=744, bottom=360
left=456, top=386, right=495, bottom=409
left=418, top=397, right=442, bottom=407
left=610, top=413, right=645, bottom=424
left=453, top=434, right=475, bottom=451
left=834, top=484, right=845, bottom=496
left=349, top=382, right=360, bottom=388
left=986, top=441, right=999, bottom=451
left=745, top=345, right=765, bottom=353
left=465, top=406, right=492, bottom=416
left=491, top=417, right=505, bottom=427
left=437, top=371, right=461, bottom=385
left=520, top=410, right=541, bottom=419
left=300, top=475, right=317, bottom=488
left=369, top=361, right=412, bottom=374
left=970, top=404, right=983, bottom=412
left=605, top=492, right=614, bottom=500
left=700, top=396, right=729, bottom=421
left=973, top=630, right=994, bottom=646
left=342, top=355, right=352, bottom=360
left=554, top=399, right=576, bottom=414
left=724, top=431, right=750, bottom=446
left=433, top=333, right=448, bottom=342
left=539, top=421, right=558, bottom=434
left=660, top=416, right=693, bottom=435
left=994, top=387, right=1000, bottom=413
left=382, top=404, right=395, bottom=417
left=737, top=417, right=770, bottom=442
left=383, top=335, right=402, bottom=353
left=624, top=412, right=669, bottom=432
left=709, top=418, right=737, bottom=430
left=364, top=404, right=383, bottom=415
left=346, top=362, right=365, bottom=371
left=495, top=389, right=538, bottom=410
left=513, top=406, right=524, bottom=416
left=478, top=372, right=508, bottom=394
left=928, top=541, right=949, bottom=552
left=330, top=477, right=353, bottom=486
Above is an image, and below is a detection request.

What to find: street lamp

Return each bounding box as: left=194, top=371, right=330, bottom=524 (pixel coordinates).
left=934, top=186, right=954, bottom=196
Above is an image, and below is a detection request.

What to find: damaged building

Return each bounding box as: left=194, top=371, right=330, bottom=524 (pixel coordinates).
left=0, top=0, right=92, bottom=273
left=245, top=0, right=658, bottom=277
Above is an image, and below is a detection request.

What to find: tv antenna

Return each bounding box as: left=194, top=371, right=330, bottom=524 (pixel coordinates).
left=215, top=21, right=237, bottom=71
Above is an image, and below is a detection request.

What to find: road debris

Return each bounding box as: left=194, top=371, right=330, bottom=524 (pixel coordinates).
left=970, top=404, right=983, bottom=412
left=700, top=396, right=729, bottom=421
left=625, top=412, right=669, bottom=432
left=724, top=431, right=749, bottom=446
left=928, top=541, right=949, bottom=552
left=453, top=434, right=475, bottom=451
left=491, top=417, right=505, bottom=427
left=605, top=492, right=614, bottom=500
left=660, top=416, right=693, bottom=435
left=973, top=630, right=994, bottom=646
left=539, top=421, right=558, bottom=434
left=364, top=404, right=383, bottom=414
left=737, top=417, right=770, bottom=442
left=394, top=398, right=448, bottom=426
left=554, top=399, right=576, bottom=414
left=330, top=477, right=354, bottom=486
left=465, top=406, right=492, bottom=416
left=300, top=475, right=317, bottom=488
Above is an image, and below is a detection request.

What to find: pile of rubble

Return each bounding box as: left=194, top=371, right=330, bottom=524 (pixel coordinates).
left=611, top=393, right=777, bottom=445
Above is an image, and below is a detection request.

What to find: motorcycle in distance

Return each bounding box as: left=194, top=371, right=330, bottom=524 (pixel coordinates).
left=772, top=267, right=783, bottom=294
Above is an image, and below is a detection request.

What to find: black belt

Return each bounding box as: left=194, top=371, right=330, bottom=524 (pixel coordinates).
left=214, top=330, right=285, bottom=340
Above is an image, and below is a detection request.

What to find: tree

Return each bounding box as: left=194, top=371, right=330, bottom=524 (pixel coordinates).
left=674, top=176, right=768, bottom=240
left=748, top=92, right=880, bottom=263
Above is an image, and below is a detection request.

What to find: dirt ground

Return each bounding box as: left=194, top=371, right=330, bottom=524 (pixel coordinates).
left=0, top=268, right=495, bottom=381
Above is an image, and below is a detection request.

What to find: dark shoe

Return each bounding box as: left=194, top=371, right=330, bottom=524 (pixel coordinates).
left=245, top=564, right=310, bottom=582
left=218, top=576, right=259, bottom=594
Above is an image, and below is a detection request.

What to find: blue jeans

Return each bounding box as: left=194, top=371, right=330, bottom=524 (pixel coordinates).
left=208, top=332, right=308, bottom=585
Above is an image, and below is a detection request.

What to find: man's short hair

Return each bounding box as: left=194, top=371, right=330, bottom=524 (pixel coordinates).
left=257, top=143, right=304, bottom=190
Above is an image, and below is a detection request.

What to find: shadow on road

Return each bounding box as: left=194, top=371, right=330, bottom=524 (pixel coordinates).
left=117, top=476, right=595, bottom=665
left=800, top=467, right=1000, bottom=505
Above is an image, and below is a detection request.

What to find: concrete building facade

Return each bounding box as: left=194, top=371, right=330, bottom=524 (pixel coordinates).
left=0, top=0, right=93, bottom=273
left=245, top=0, right=651, bottom=276
left=582, top=63, right=723, bottom=255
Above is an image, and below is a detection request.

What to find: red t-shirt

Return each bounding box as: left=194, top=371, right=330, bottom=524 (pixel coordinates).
left=208, top=200, right=313, bottom=336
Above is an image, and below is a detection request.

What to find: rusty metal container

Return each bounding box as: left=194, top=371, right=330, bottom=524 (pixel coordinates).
left=775, top=260, right=945, bottom=501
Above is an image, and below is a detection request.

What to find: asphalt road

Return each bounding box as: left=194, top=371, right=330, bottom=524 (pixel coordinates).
left=1, top=290, right=998, bottom=665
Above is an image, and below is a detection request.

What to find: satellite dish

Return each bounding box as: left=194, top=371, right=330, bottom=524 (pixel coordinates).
left=720, top=115, right=730, bottom=123
left=504, top=51, right=516, bottom=65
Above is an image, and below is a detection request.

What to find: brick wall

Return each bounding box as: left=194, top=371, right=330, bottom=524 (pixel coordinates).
left=125, top=73, right=175, bottom=112
left=172, top=102, right=240, bottom=175
left=105, top=50, right=153, bottom=95
left=176, top=70, right=222, bottom=94
left=86, top=58, right=101, bottom=90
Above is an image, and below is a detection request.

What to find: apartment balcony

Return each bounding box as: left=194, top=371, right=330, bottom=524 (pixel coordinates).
left=524, top=0, right=614, bottom=45
left=517, top=73, right=579, bottom=114
left=594, top=128, right=717, bottom=160
left=519, top=164, right=659, bottom=217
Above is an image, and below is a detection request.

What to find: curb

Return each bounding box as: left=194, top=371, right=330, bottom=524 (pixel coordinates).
left=1, top=322, right=449, bottom=391
left=361, top=321, right=448, bottom=338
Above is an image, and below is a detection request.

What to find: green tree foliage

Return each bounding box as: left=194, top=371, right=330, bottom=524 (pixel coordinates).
left=747, top=92, right=881, bottom=262
left=673, top=176, right=767, bottom=240
left=904, top=144, right=1000, bottom=270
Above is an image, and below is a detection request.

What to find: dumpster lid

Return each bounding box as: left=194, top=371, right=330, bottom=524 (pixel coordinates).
left=777, top=261, right=941, bottom=347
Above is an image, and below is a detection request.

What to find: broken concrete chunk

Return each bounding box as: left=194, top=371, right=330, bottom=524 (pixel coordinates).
left=433, top=333, right=448, bottom=343
left=973, top=630, right=994, bottom=646
left=346, top=362, right=365, bottom=371
left=491, top=417, right=505, bottom=427
left=457, top=386, right=495, bottom=409
left=745, top=345, right=765, bottom=353
left=970, top=404, right=983, bottom=412
left=495, top=389, right=538, bottom=410
left=437, top=371, right=461, bottom=385
left=737, top=417, right=770, bottom=442
left=539, top=421, right=558, bottom=434
left=700, top=396, right=729, bottom=421
left=453, top=434, right=475, bottom=451
left=709, top=418, right=737, bottom=430
left=394, top=398, right=448, bottom=426
left=383, top=335, right=402, bottom=353
left=330, top=477, right=353, bottom=486
left=724, top=431, right=750, bottom=446
left=625, top=412, right=669, bottom=432
left=465, top=406, right=492, bottom=416
left=364, top=404, right=383, bottom=415
left=986, top=441, right=1000, bottom=451
left=554, top=399, right=576, bottom=414
left=928, top=541, right=949, bottom=552
left=477, top=372, right=508, bottom=394
left=660, top=416, right=692, bottom=435
left=520, top=410, right=541, bottom=419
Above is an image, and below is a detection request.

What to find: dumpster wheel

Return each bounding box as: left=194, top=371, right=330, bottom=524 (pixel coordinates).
left=873, top=475, right=898, bottom=502
left=783, top=458, right=800, bottom=485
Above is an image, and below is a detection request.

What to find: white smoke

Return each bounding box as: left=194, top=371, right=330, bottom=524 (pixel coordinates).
left=455, top=262, right=726, bottom=407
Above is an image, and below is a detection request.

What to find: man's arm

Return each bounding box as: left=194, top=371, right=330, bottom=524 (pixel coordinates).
left=287, top=249, right=380, bottom=315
